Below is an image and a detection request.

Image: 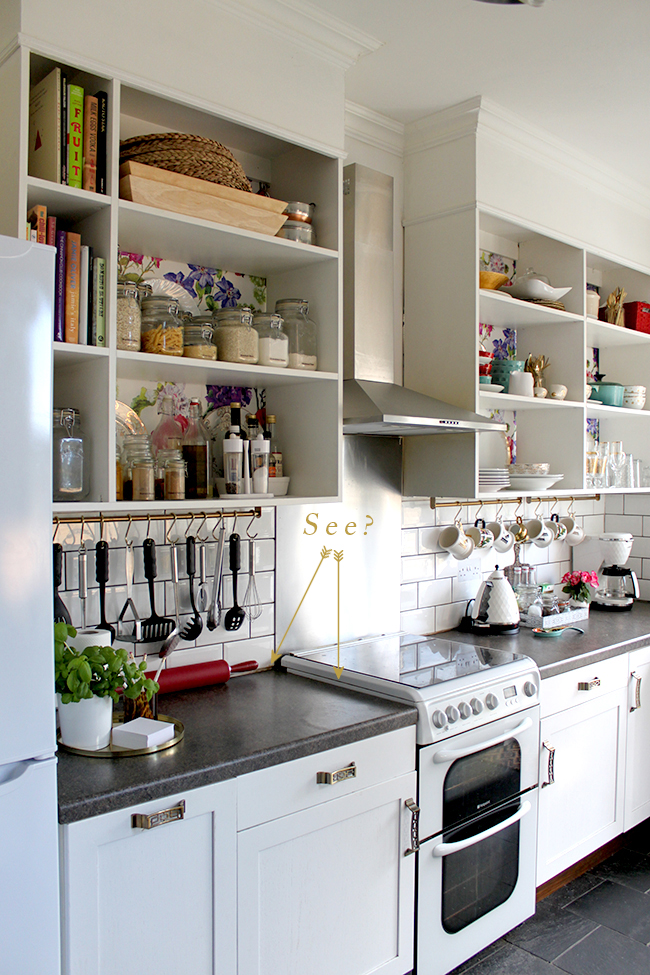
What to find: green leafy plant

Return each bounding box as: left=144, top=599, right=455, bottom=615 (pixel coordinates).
left=54, top=623, right=159, bottom=705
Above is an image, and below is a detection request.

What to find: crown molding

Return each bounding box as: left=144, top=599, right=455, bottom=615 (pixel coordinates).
left=206, top=0, right=382, bottom=69
left=345, top=101, right=404, bottom=157
left=404, top=95, right=650, bottom=217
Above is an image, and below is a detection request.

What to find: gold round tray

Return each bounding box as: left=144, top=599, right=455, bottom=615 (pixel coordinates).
left=57, top=714, right=184, bottom=758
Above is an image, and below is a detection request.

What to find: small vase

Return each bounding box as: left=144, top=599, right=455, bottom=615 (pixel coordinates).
left=57, top=694, right=113, bottom=750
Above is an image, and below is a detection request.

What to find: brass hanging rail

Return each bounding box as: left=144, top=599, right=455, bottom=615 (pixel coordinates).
left=52, top=507, right=262, bottom=528
left=430, top=495, right=601, bottom=510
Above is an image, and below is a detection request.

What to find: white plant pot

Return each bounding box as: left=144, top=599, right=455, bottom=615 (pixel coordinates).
left=57, top=694, right=113, bottom=750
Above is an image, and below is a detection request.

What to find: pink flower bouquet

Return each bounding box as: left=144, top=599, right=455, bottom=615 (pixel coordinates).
left=561, top=571, right=599, bottom=603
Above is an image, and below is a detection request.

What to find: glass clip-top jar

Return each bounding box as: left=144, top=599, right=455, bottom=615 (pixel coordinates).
left=274, top=298, right=317, bottom=371
left=53, top=408, right=89, bottom=501
left=184, top=315, right=217, bottom=360
left=116, top=281, right=151, bottom=351
left=140, top=295, right=184, bottom=356
left=213, top=307, right=259, bottom=364
left=253, top=312, right=289, bottom=367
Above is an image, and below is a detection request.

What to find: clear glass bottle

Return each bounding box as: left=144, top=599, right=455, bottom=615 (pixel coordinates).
left=140, top=295, right=184, bottom=356
left=265, top=414, right=283, bottom=477
left=274, top=298, right=317, bottom=371
left=223, top=437, right=243, bottom=494
left=246, top=414, right=260, bottom=440
left=116, top=281, right=150, bottom=351
left=182, top=398, right=211, bottom=499
left=253, top=312, right=289, bottom=367
left=151, top=396, right=183, bottom=455
left=213, top=307, right=259, bottom=364
left=53, top=408, right=89, bottom=501
left=183, top=315, right=216, bottom=360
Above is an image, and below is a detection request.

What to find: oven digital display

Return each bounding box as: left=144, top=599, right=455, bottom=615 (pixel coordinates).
left=504, top=685, right=517, bottom=699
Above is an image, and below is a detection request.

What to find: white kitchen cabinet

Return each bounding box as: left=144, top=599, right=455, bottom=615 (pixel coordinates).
left=59, top=778, right=237, bottom=975
left=236, top=728, right=417, bottom=975
left=0, top=44, right=343, bottom=510
left=536, top=656, right=628, bottom=886
left=403, top=204, right=650, bottom=499
left=624, top=644, right=650, bottom=831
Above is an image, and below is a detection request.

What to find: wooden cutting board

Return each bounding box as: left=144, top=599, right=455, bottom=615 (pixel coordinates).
left=119, top=161, right=287, bottom=236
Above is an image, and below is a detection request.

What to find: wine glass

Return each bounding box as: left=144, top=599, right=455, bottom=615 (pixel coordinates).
left=608, top=441, right=626, bottom=487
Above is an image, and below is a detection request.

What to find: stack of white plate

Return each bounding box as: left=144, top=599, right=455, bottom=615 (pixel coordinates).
left=479, top=468, right=510, bottom=491
left=507, top=473, right=564, bottom=491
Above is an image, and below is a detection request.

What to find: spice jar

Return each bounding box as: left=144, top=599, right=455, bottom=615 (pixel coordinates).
left=160, top=450, right=186, bottom=501
left=184, top=316, right=217, bottom=360
left=116, top=281, right=150, bottom=351
left=140, top=296, right=184, bottom=356
left=213, top=308, right=259, bottom=364
left=53, top=408, right=89, bottom=501
left=121, top=434, right=153, bottom=501
left=253, top=312, right=289, bottom=367
left=132, top=458, right=155, bottom=501
left=274, top=299, right=317, bottom=370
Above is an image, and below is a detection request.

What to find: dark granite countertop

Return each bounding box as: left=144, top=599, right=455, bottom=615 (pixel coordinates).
left=451, top=601, right=650, bottom=678
left=57, top=669, right=417, bottom=825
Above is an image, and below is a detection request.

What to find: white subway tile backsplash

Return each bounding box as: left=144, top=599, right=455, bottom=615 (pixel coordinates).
left=418, top=578, right=453, bottom=608
left=401, top=529, right=419, bottom=556
left=629, top=536, right=650, bottom=559
left=435, top=601, right=465, bottom=633
left=400, top=606, right=436, bottom=635
left=401, top=584, right=418, bottom=611
left=401, top=554, right=436, bottom=584
left=605, top=514, right=644, bottom=535
left=435, top=552, right=457, bottom=579
left=606, top=495, right=624, bottom=515
left=622, top=495, right=650, bottom=516
left=419, top=527, right=443, bottom=554
left=402, top=500, right=435, bottom=528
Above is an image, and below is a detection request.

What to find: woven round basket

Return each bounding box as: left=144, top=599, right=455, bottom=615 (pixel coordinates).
left=120, top=132, right=252, bottom=193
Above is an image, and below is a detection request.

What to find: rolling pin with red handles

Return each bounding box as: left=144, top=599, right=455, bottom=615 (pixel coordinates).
left=147, top=658, right=258, bottom=694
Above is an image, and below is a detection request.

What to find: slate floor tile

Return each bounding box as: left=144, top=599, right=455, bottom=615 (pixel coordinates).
left=623, top=819, right=650, bottom=856
left=445, top=938, right=507, bottom=973
left=554, top=924, right=650, bottom=975
left=446, top=941, right=557, bottom=974
left=591, top=847, right=650, bottom=893
left=541, top=872, right=604, bottom=909
left=504, top=895, right=598, bottom=962
left=567, top=879, right=650, bottom=944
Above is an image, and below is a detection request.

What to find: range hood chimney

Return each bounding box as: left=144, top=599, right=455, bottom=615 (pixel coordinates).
left=342, top=163, right=504, bottom=436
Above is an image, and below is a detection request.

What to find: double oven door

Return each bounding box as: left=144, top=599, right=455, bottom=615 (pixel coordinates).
left=416, top=706, right=540, bottom=975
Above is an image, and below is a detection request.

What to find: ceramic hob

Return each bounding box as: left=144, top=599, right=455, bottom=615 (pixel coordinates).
left=282, top=633, right=540, bottom=745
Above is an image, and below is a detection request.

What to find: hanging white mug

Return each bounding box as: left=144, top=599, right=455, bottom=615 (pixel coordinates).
left=560, top=516, right=585, bottom=546
left=525, top=518, right=553, bottom=548
left=487, top=521, right=515, bottom=554
left=439, top=522, right=474, bottom=560
left=466, top=518, right=494, bottom=552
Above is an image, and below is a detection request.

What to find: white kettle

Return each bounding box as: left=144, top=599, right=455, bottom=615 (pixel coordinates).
left=471, top=567, right=520, bottom=631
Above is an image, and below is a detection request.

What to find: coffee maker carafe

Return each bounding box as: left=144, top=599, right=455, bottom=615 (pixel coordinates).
left=592, top=533, right=639, bottom=611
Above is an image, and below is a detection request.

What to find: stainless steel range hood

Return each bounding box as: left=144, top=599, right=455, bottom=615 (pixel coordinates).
left=343, top=163, right=504, bottom=436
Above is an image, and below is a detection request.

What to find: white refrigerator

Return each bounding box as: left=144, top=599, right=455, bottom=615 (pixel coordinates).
left=0, top=235, right=61, bottom=974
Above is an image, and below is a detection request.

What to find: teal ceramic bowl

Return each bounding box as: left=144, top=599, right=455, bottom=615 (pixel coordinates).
left=588, top=382, right=624, bottom=407
left=490, top=359, right=525, bottom=387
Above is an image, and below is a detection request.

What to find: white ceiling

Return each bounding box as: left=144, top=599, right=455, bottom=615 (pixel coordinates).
left=305, top=0, right=650, bottom=188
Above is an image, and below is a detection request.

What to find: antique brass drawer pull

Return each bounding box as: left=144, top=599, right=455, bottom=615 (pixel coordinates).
left=132, top=800, right=186, bottom=829
left=316, top=762, right=356, bottom=785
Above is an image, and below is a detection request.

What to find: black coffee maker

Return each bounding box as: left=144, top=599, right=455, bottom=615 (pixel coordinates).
left=592, top=564, right=640, bottom=611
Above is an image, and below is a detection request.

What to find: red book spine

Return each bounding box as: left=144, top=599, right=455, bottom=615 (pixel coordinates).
left=82, top=95, right=98, bottom=192
left=46, top=215, right=57, bottom=247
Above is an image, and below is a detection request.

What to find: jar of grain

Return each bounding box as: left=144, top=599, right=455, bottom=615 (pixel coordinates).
left=253, top=312, right=289, bottom=367
left=184, top=316, right=216, bottom=359
left=140, top=296, right=184, bottom=356
left=132, top=458, right=155, bottom=501
left=164, top=456, right=186, bottom=501
left=213, top=307, right=259, bottom=364
left=116, top=282, right=150, bottom=351
left=274, top=299, right=317, bottom=370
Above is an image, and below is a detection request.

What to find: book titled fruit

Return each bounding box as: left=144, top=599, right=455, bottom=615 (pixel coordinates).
left=82, top=95, right=98, bottom=192
left=64, top=231, right=81, bottom=342
left=67, top=84, right=84, bottom=189
left=28, top=67, right=61, bottom=182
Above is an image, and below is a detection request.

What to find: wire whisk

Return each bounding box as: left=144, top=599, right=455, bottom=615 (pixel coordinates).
left=243, top=540, right=263, bottom=620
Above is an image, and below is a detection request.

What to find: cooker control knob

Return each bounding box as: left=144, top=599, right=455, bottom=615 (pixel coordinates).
left=470, top=698, right=483, bottom=715
left=432, top=710, right=447, bottom=729
left=486, top=693, right=499, bottom=710
left=446, top=705, right=460, bottom=724
left=524, top=681, right=537, bottom=698
left=458, top=702, right=472, bottom=720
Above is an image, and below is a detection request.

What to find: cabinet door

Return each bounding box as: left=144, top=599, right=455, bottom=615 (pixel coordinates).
left=625, top=646, right=650, bottom=831
left=537, top=688, right=627, bottom=886
left=237, top=772, right=416, bottom=975
left=59, top=779, right=237, bottom=975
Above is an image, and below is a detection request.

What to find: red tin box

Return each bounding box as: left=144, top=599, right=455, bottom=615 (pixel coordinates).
left=623, top=301, right=650, bottom=333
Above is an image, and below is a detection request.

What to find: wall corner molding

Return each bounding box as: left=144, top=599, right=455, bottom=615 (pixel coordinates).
left=345, top=101, right=405, bottom=157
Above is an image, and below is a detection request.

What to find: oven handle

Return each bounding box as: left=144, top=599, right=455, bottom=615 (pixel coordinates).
left=432, top=716, right=533, bottom=764
left=431, top=800, right=532, bottom=858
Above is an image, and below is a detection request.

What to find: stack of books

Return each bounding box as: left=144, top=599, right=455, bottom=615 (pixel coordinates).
left=28, top=66, right=108, bottom=193
left=26, top=204, right=106, bottom=346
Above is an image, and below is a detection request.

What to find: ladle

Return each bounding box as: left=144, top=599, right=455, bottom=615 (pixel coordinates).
left=179, top=536, right=203, bottom=641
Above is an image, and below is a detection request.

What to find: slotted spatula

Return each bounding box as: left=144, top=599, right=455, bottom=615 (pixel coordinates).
left=141, top=538, right=175, bottom=642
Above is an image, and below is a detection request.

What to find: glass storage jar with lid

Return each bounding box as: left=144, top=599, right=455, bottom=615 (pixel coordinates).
left=116, top=281, right=151, bottom=351
left=53, top=408, right=89, bottom=501
left=184, top=314, right=217, bottom=360
left=213, top=307, right=259, bottom=364
left=253, top=312, right=289, bottom=367
left=140, top=295, right=184, bottom=356
left=121, top=434, right=153, bottom=501
left=274, top=299, right=317, bottom=370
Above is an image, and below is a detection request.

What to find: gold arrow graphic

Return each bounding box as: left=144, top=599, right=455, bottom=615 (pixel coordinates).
left=334, top=550, right=344, bottom=679
left=272, top=547, right=332, bottom=663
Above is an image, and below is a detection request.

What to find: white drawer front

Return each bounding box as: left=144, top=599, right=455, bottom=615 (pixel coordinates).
left=541, top=654, right=628, bottom=718
left=237, top=726, right=416, bottom=830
